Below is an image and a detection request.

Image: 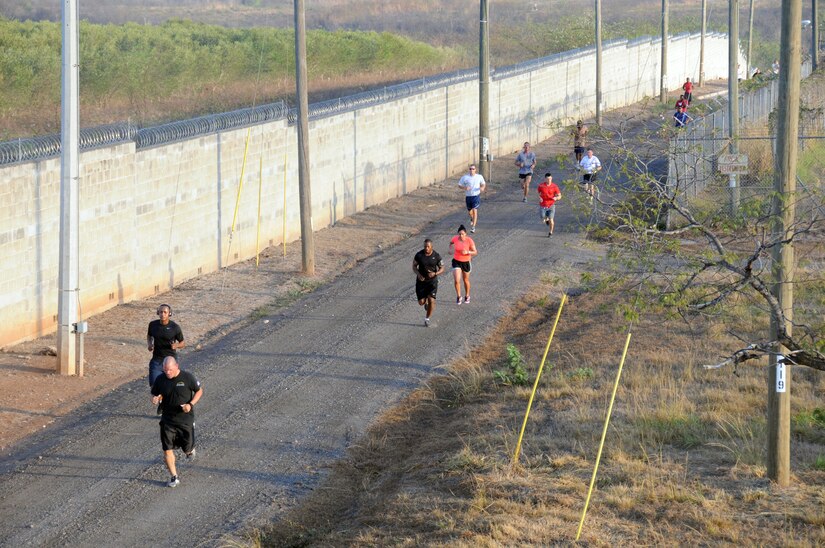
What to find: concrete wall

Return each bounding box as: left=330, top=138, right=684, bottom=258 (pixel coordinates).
left=0, top=33, right=735, bottom=347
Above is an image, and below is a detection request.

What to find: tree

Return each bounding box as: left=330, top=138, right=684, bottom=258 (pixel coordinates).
left=575, top=101, right=825, bottom=373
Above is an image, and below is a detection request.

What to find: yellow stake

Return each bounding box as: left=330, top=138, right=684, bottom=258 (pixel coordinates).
left=283, top=153, right=287, bottom=258
left=575, top=331, right=632, bottom=541
left=226, top=128, right=252, bottom=266
left=255, top=154, right=263, bottom=267
left=512, top=293, right=567, bottom=465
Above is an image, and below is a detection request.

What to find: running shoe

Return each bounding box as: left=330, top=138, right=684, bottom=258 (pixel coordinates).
left=548, top=231, right=553, bottom=237
left=470, top=226, right=476, bottom=233
left=186, top=449, right=196, bottom=460
left=464, top=296, right=470, bottom=304
left=522, top=197, right=527, bottom=203
left=456, top=297, right=462, bottom=306
left=424, top=317, right=430, bottom=327
left=167, top=475, right=180, bottom=488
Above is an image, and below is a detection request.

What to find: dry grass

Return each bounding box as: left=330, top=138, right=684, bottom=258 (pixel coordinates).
left=237, top=240, right=825, bottom=547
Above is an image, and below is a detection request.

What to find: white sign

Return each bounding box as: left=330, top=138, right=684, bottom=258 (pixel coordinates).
left=718, top=153, right=749, bottom=174
left=776, top=360, right=786, bottom=393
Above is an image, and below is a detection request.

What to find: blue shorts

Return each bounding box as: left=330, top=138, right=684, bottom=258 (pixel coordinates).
left=540, top=205, right=556, bottom=221
left=465, top=195, right=481, bottom=210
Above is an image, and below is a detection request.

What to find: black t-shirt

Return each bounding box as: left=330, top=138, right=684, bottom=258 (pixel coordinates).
left=147, top=319, right=184, bottom=360
left=151, top=370, right=201, bottom=426
left=414, top=249, right=443, bottom=280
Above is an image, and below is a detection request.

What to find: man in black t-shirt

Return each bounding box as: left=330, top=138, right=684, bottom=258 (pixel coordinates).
left=151, top=356, right=203, bottom=488
left=146, top=304, right=185, bottom=387
left=412, top=238, right=445, bottom=327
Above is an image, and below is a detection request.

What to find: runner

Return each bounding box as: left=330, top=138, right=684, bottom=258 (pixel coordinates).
left=514, top=141, right=536, bottom=202
left=571, top=120, right=588, bottom=163
left=151, top=356, right=203, bottom=488
left=536, top=173, right=562, bottom=237
left=578, top=148, right=602, bottom=201
left=448, top=225, right=477, bottom=305
left=412, top=238, right=445, bottom=327
left=457, top=164, right=486, bottom=233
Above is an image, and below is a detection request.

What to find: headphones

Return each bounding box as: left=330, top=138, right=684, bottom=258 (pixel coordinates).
left=157, top=304, right=172, bottom=316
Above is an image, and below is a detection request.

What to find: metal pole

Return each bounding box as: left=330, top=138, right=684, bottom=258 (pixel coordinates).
left=729, top=0, right=741, bottom=214
left=293, top=0, right=315, bottom=275
left=699, top=0, right=707, bottom=86
left=813, top=0, right=820, bottom=71
left=768, top=0, right=801, bottom=488
left=747, top=0, right=755, bottom=77
left=595, top=0, right=603, bottom=125
left=660, top=0, right=669, bottom=103
left=479, top=0, right=491, bottom=182
left=57, top=0, right=80, bottom=376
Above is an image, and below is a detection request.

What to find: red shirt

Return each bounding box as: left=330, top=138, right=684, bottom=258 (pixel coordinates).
left=450, top=235, right=475, bottom=262
left=675, top=99, right=688, bottom=112
left=683, top=81, right=693, bottom=94
left=537, top=182, right=561, bottom=207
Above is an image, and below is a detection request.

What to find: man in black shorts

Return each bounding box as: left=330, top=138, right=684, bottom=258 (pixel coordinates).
left=151, top=356, right=203, bottom=488
left=412, top=238, right=445, bottom=327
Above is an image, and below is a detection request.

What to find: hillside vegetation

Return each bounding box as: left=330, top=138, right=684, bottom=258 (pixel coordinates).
left=0, top=17, right=465, bottom=140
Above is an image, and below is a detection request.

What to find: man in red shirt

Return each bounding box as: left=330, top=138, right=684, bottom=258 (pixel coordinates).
left=536, top=173, right=562, bottom=236
left=675, top=94, right=688, bottom=113
left=682, top=77, right=694, bottom=104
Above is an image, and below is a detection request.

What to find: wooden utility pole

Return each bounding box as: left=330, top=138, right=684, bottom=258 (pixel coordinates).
left=57, top=0, right=80, bottom=376
left=768, top=0, right=801, bottom=488
left=729, top=0, right=741, bottom=214
left=699, top=0, right=707, bottom=86
left=293, top=0, right=315, bottom=275
left=660, top=0, right=669, bottom=103
left=595, top=0, right=603, bottom=125
left=747, top=0, right=755, bottom=77
left=479, top=0, right=491, bottom=182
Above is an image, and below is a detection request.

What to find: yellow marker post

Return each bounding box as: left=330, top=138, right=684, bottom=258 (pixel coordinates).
left=226, top=128, right=252, bottom=266
left=575, top=331, right=632, bottom=541
left=255, top=154, right=263, bottom=267
left=512, top=293, right=567, bottom=465
left=282, top=153, right=287, bottom=258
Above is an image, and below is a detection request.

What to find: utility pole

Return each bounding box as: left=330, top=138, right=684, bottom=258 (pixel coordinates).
left=293, top=0, right=315, bottom=275
left=478, top=0, right=491, bottom=182
left=747, top=0, right=755, bottom=77
left=595, top=0, right=603, bottom=125
left=699, top=0, right=707, bottom=86
left=813, top=0, right=819, bottom=71
left=729, top=0, right=741, bottom=214
left=768, top=0, right=801, bottom=488
left=660, top=0, right=669, bottom=103
left=57, top=0, right=80, bottom=376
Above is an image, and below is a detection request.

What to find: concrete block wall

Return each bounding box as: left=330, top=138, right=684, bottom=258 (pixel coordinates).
left=0, top=33, right=734, bottom=347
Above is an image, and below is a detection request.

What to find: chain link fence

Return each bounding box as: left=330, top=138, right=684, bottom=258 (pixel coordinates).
left=665, top=59, right=824, bottom=226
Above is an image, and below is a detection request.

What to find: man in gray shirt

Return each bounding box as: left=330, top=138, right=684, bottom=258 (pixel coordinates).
left=514, top=142, right=536, bottom=203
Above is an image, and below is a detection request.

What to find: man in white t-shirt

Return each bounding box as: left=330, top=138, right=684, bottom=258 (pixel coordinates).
left=457, top=164, right=486, bottom=233
left=578, top=148, right=602, bottom=201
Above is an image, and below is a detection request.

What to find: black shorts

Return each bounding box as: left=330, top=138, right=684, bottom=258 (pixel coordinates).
left=574, top=146, right=585, bottom=154
left=451, top=259, right=472, bottom=273
left=582, top=173, right=597, bottom=183
left=415, top=279, right=438, bottom=300
left=160, top=420, right=195, bottom=453
left=518, top=172, right=532, bottom=180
